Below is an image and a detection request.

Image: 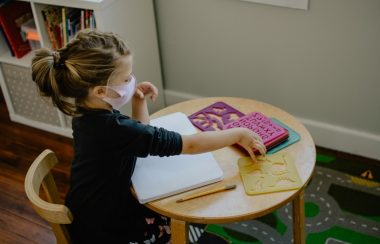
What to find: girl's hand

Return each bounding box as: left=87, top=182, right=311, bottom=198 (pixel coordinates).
left=134, top=81, right=158, bottom=102
left=237, top=128, right=266, bottom=162
left=181, top=127, right=266, bottom=162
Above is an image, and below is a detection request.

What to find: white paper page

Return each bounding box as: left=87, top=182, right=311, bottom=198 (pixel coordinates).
left=131, top=112, right=224, bottom=203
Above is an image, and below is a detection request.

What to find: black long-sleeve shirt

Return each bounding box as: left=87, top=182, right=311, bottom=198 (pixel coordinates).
left=65, top=108, right=182, bottom=243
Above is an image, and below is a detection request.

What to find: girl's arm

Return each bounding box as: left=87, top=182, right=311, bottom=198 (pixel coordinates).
left=132, top=97, right=150, bottom=124
left=132, top=81, right=158, bottom=124
left=181, top=127, right=266, bottom=162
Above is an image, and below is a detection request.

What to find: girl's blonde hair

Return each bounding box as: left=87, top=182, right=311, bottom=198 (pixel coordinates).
left=31, top=30, right=131, bottom=116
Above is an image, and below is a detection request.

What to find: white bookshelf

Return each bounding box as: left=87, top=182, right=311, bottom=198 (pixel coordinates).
left=0, top=0, right=164, bottom=137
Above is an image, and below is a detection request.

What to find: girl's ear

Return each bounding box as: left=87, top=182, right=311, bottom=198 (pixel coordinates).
left=91, top=86, right=107, bottom=98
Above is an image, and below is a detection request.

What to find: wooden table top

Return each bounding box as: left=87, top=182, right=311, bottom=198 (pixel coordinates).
left=146, top=97, right=316, bottom=224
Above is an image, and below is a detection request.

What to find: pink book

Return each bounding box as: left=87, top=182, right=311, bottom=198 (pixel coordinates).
left=223, top=112, right=289, bottom=152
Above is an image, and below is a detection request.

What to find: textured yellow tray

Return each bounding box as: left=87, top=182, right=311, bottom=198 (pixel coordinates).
left=238, top=154, right=302, bottom=195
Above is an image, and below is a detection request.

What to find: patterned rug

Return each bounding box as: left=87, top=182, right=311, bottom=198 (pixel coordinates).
left=189, top=151, right=380, bottom=244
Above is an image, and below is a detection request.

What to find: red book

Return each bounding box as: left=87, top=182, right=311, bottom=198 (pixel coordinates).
left=0, top=1, right=32, bottom=58
left=223, top=112, right=289, bottom=152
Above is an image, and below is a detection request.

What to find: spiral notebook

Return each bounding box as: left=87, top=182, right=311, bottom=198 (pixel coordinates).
left=131, top=112, right=224, bottom=204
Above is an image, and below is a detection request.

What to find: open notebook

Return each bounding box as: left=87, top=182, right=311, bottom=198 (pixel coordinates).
left=131, top=112, right=224, bottom=204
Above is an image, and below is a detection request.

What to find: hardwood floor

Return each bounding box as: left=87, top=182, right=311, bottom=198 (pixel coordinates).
left=0, top=90, right=73, bottom=244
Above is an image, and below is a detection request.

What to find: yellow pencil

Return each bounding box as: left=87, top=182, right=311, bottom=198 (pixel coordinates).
left=176, top=184, right=236, bottom=203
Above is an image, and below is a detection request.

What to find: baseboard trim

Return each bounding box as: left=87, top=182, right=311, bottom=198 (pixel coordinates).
left=299, top=118, right=380, bottom=161
left=164, top=89, right=380, bottom=161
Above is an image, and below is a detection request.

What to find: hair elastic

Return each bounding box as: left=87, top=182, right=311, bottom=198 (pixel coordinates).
left=52, top=51, right=65, bottom=68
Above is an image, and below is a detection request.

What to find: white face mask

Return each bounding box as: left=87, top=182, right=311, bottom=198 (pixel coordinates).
left=102, top=75, right=136, bottom=110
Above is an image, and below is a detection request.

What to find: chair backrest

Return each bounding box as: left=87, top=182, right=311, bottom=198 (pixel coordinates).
left=24, top=149, right=73, bottom=244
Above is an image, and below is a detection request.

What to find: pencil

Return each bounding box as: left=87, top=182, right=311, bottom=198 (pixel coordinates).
left=176, top=184, right=236, bottom=203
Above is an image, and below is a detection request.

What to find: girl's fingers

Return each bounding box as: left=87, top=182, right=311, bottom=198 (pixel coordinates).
left=150, top=86, right=158, bottom=101
left=136, top=82, right=158, bottom=101
left=255, top=143, right=267, bottom=156
left=255, top=140, right=266, bottom=154
left=247, top=147, right=257, bottom=163
left=150, top=93, right=157, bottom=102
left=135, top=89, right=144, bottom=99
left=251, top=133, right=266, bottom=156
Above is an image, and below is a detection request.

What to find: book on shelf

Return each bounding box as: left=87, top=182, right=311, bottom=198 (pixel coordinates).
left=42, top=6, right=62, bottom=49
left=20, top=19, right=39, bottom=41
left=42, top=6, right=95, bottom=49
left=0, top=26, right=14, bottom=56
left=20, top=18, right=41, bottom=51
left=41, top=9, right=57, bottom=50
left=61, top=7, right=67, bottom=46
left=0, top=0, right=33, bottom=58
left=80, top=10, right=85, bottom=31
left=66, top=8, right=81, bottom=42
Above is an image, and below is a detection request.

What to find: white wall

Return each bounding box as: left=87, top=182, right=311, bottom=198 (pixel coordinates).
left=154, top=0, right=380, bottom=160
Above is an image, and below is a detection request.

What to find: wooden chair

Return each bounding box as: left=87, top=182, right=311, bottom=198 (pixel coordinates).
left=24, top=149, right=73, bottom=244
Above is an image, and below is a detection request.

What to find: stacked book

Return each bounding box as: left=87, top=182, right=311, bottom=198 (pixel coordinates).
left=0, top=1, right=33, bottom=58
left=41, top=6, right=96, bottom=49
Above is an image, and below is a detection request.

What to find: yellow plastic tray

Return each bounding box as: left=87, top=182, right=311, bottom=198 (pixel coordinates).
left=238, top=154, right=302, bottom=195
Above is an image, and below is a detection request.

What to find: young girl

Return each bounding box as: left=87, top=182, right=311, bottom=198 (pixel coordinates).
left=31, top=30, right=266, bottom=243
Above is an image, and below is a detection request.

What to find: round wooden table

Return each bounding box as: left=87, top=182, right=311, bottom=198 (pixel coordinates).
left=147, top=97, right=316, bottom=244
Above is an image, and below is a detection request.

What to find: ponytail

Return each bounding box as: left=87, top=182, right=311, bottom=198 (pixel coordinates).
left=31, top=48, right=75, bottom=115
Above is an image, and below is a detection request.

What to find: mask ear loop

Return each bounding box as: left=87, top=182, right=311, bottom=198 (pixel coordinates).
left=127, top=74, right=137, bottom=89
left=103, top=69, right=118, bottom=98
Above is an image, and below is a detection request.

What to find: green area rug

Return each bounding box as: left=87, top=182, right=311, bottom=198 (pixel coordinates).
left=189, top=151, right=380, bottom=244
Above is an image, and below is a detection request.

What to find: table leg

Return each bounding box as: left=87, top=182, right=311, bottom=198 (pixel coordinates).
left=171, top=218, right=189, bottom=244
left=292, top=189, right=305, bottom=244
